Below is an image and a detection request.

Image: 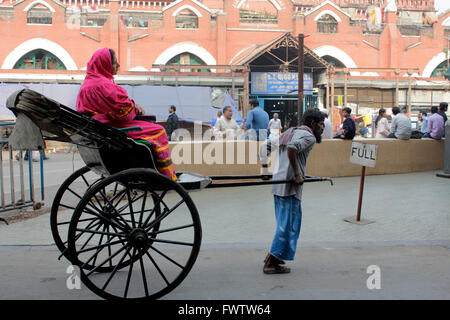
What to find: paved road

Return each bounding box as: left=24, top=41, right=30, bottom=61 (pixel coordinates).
left=0, top=153, right=449, bottom=300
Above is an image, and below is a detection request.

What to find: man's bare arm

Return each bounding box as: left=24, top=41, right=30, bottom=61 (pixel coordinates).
left=287, top=147, right=304, bottom=185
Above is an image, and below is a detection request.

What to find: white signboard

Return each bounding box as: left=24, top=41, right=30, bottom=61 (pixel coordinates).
left=350, top=142, right=378, bottom=168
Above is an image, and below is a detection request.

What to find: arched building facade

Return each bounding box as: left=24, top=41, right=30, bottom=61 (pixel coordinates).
left=0, top=0, right=449, bottom=113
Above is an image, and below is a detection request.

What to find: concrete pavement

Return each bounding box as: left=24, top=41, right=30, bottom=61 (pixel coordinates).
left=0, top=153, right=449, bottom=299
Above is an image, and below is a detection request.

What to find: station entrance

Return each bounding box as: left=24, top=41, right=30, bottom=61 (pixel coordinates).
left=235, top=33, right=328, bottom=130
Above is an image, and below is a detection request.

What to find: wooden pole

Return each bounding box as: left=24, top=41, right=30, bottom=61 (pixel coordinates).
left=298, top=33, right=305, bottom=125
left=326, top=68, right=330, bottom=110
left=395, top=69, right=399, bottom=108
left=407, top=71, right=412, bottom=115
left=331, top=69, right=335, bottom=130
left=356, top=166, right=366, bottom=222
left=243, top=66, right=250, bottom=119
left=344, top=69, right=348, bottom=109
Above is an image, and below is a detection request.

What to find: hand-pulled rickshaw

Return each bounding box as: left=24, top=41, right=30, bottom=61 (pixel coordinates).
left=6, top=89, right=333, bottom=300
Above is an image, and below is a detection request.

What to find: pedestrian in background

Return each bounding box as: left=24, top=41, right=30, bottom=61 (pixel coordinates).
left=438, top=102, right=448, bottom=124
left=422, top=106, right=444, bottom=140
left=333, top=107, right=355, bottom=140
left=244, top=99, right=269, bottom=140
left=166, top=105, right=179, bottom=141
left=212, top=110, right=223, bottom=126
left=419, top=111, right=428, bottom=134
left=375, top=108, right=390, bottom=138
left=438, top=102, right=448, bottom=137
left=387, top=107, right=411, bottom=140
left=268, top=113, right=282, bottom=140
left=321, top=109, right=333, bottom=139
left=213, top=106, right=241, bottom=140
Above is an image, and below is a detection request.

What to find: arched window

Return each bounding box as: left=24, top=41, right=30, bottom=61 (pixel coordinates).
left=322, top=55, right=346, bottom=75
left=166, top=52, right=209, bottom=72
left=317, top=14, right=338, bottom=33
left=430, top=60, right=449, bottom=78
left=239, top=0, right=278, bottom=24
left=27, top=5, right=52, bottom=25
left=322, top=55, right=346, bottom=68
left=13, top=49, right=66, bottom=70
left=175, top=9, right=198, bottom=29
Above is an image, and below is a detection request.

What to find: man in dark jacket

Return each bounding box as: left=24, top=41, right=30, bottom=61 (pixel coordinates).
left=438, top=102, right=448, bottom=137
left=333, top=107, right=356, bottom=140
left=166, top=105, right=179, bottom=141
left=438, top=102, right=448, bottom=123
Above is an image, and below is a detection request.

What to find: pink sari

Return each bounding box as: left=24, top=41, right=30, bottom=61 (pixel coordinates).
left=76, top=48, right=176, bottom=180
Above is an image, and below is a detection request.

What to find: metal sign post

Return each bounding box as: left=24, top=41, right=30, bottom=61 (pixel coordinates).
left=344, top=142, right=378, bottom=225
left=298, top=33, right=304, bottom=126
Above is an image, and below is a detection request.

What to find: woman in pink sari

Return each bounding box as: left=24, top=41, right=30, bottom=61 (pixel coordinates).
left=76, top=48, right=177, bottom=180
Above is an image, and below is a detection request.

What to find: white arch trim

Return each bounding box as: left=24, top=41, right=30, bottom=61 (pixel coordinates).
left=422, top=52, right=446, bottom=78
left=129, top=66, right=149, bottom=72
left=172, top=5, right=202, bottom=17
left=235, top=0, right=282, bottom=11
left=24, top=0, right=56, bottom=13
left=1, top=38, right=78, bottom=70
left=313, top=45, right=359, bottom=76
left=152, top=42, right=216, bottom=71
left=362, top=72, right=380, bottom=77
left=163, top=0, right=211, bottom=14
left=442, top=17, right=450, bottom=26
left=314, top=10, right=342, bottom=23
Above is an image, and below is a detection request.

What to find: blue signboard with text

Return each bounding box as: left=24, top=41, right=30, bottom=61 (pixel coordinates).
left=251, top=72, right=313, bottom=95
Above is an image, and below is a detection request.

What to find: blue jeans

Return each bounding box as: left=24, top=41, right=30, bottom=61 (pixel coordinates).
left=270, top=195, right=303, bottom=261
left=422, top=132, right=441, bottom=140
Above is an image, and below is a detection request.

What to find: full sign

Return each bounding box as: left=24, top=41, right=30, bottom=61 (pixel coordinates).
left=350, top=142, right=378, bottom=168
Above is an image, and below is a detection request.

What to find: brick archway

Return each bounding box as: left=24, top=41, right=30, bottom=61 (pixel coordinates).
left=152, top=42, right=216, bottom=70
left=2, top=38, right=77, bottom=70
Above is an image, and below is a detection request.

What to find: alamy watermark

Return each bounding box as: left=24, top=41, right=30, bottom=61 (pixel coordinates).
left=366, top=265, right=381, bottom=290
left=66, top=265, right=81, bottom=290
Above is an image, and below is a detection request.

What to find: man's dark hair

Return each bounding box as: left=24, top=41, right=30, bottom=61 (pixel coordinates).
left=421, top=111, right=427, bottom=116
left=249, top=99, right=259, bottom=107
left=170, top=105, right=176, bottom=112
left=343, top=107, right=352, bottom=114
left=431, top=106, right=438, bottom=113
left=302, top=108, right=325, bottom=127
left=439, top=102, right=448, bottom=111
left=392, top=107, right=400, bottom=115
left=223, top=106, right=232, bottom=113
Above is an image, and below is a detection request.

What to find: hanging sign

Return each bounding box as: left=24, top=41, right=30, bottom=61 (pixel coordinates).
left=251, top=72, right=313, bottom=95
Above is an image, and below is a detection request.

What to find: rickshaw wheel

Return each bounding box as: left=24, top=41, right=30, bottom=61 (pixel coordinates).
left=67, top=168, right=202, bottom=300
left=50, top=166, right=101, bottom=260
left=51, top=166, right=162, bottom=273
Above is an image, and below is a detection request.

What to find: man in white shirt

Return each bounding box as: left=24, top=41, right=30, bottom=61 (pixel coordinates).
left=213, top=106, right=241, bottom=139
left=268, top=113, right=282, bottom=140
left=321, top=109, right=333, bottom=139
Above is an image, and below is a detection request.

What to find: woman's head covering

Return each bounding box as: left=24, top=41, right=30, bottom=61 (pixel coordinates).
left=76, top=48, right=136, bottom=123
left=85, top=48, right=114, bottom=81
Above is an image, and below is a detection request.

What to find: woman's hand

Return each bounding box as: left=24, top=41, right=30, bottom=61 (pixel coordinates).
left=135, top=104, right=145, bottom=116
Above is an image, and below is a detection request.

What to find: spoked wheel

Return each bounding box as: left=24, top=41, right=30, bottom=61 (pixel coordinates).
left=50, top=166, right=102, bottom=261
left=50, top=166, right=149, bottom=273
left=67, top=168, right=202, bottom=300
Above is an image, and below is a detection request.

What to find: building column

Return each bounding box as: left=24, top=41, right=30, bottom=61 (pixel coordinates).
left=109, top=0, right=121, bottom=64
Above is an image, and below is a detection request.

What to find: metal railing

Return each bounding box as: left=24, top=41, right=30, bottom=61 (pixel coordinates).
left=0, top=122, right=45, bottom=222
